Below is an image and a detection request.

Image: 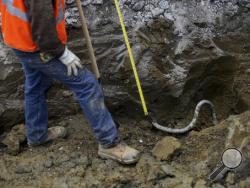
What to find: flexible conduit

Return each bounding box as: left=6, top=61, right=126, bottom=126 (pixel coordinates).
left=151, top=100, right=218, bottom=134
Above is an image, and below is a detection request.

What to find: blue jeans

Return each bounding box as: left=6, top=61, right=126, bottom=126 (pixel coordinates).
left=13, top=49, right=119, bottom=147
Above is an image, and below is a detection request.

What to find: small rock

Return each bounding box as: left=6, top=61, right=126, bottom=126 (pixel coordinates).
left=194, top=179, right=209, bottom=188
left=226, top=172, right=235, bottom=185
left=181, top=176, right=194, bottom=188
left=241, top=136, right=250, bottom=160
left=226, top=112, right=250, bottom=148
left=145, top=4, right=154, bottom=11
left=67, top=177, right=82, bottom=187
left=159, top=173, right=193, bottom=188
left=91, top=0, right=103, bottom=5
left=73, top=156, right=89, bottom=167
left=151, top=8, right=164, bottom=17
left=239, top=177, right=250, bottom=188
left=146, top=165, right=168, bottom=181
left=66, top=0, right=74, bottom=5
left=44, top=160, right=53, bottom=168
left=15, top=165, right=32, bottom=174
left=0, top=161, right=13, bottom=181
left=164, top=12, right=174, bottom=21
left=132, top=1, right=145, bottom=11
left=246, top=69, right=250, bottom=75
left=81, top=0, right=91, bottom=6
left=70, top=151, right=81, bottom=159
left=59, top=121, right=68, bottom=127
left=53, top=154, right=70, bottom=166
left=152, top=136, right=181, bottom=161
left=160, top=164, right=179, bottom=177
left=2, top=124, right=26, bottom=155
left=67, top=166, right=86, bottom=177
left=136, top=154, right=168, bottom=181
left=53, top=178, right=69, bottom=188
left=61, top=161, right=77, bottom=169
left=159, top=1, right=169, bottom=9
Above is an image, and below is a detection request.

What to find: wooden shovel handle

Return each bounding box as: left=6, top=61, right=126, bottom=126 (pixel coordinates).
left=75, top=0, right=100, bottom=79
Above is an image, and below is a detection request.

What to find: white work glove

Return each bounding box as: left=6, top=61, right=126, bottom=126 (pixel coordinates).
left=59, top=47, right=83, bottom=76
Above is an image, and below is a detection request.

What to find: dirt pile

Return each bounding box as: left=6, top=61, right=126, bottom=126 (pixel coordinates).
left=0, top=111, right=249, bottom=187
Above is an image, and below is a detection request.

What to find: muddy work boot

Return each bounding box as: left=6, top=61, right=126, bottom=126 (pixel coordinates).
left=98, top=142, right=140, bottom=164
left=29, top=126, right=67, bottom=146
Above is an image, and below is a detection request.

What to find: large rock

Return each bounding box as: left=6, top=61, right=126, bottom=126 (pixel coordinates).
left=152, top=136, right=181, bottom=161
left=1, top=0, right=250, bottom=132
left=2, top=124, right=26, bottom=155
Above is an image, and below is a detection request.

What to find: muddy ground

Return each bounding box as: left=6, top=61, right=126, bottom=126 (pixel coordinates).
left=0, top=104, right=249, bottom=188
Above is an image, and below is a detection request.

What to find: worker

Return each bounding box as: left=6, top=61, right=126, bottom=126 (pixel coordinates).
left=0, top=0, right=140, bottom=164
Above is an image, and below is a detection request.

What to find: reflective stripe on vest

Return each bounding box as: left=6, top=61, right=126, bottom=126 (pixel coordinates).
left=2, top=0, right=64, bottom=24
left=2, top=0, right=28, bottom=21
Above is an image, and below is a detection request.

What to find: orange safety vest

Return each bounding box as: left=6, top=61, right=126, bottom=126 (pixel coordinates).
left=0, top=0, right=67, bottom=52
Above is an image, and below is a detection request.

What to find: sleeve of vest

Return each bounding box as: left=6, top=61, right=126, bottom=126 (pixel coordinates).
left=25, top=0, right=65, bottom=61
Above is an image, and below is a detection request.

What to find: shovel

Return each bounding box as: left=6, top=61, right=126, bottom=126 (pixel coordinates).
left=75, top=0, right=120, bottom=128
left=75, top=0, right=100, bottom=80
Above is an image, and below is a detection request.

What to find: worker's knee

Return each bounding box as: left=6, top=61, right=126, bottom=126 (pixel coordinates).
left=88, top=97, right=106, bottom=117
left=74, top=68, right=103, bottom=101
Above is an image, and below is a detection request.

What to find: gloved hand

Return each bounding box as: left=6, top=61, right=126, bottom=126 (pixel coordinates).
left=59, top=47, right=83, bottom=76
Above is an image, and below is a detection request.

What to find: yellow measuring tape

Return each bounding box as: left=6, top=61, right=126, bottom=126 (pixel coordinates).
left=114, top=0, right=149, bottom=116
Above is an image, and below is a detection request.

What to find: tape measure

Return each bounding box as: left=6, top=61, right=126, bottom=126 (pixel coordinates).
left=114, top=0, right=149, bottom=116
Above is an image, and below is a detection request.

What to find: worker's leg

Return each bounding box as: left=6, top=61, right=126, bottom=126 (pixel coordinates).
left=19, top=57, right=52, bottom=144
left=53, top=67, right=120, bottom=148
left=67, top=69, right=120, bottom=148
left=13, top=50, right=119, bottom=148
